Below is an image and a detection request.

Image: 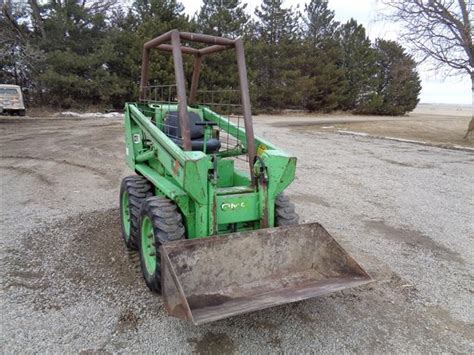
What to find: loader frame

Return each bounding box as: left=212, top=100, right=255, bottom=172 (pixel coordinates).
left=125, top=30, right=297, bottom=239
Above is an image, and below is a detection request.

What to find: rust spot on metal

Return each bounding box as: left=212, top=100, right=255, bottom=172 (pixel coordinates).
left=171, top=304, right=189, bottom=320
left=187, top=294, right=233, bottom=310
left=172, top=159, right=180, bottom=176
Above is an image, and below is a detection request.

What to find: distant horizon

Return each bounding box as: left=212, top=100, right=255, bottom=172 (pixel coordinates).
left=417, top=102, right=472, bottom=106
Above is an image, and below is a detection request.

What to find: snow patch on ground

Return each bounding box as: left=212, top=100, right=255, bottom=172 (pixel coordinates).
left=55, top=111, right=122, bottom=119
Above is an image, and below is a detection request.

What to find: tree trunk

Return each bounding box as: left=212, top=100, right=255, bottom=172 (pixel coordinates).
left=28, top=0, right=46, bottom=39
left=12, top=47, right=18, bottom=86
left=464, top=73, right=474, bottom=139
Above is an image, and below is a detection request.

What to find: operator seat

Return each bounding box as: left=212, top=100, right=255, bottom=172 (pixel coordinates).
left=163, top=111, right=221, bottom=153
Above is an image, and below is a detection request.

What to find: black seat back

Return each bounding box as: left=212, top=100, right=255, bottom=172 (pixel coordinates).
left=164, top=111, right=204, bottom=139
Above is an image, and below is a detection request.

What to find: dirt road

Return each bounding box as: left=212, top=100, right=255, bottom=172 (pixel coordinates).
left=1, top=114, right=473, bottom=352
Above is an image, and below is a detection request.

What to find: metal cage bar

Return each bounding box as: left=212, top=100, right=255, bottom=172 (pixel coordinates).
left=138, top=29, right=257, bottom=185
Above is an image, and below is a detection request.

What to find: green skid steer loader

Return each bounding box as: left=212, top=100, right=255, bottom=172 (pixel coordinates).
left=120, top=30, right=371, bottom=325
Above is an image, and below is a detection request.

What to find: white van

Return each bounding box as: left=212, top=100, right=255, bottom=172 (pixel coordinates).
left=0, top=84, right=26, bottom=116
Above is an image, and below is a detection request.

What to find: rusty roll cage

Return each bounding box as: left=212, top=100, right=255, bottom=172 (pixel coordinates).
left=139, top=29, right=256, bottom=180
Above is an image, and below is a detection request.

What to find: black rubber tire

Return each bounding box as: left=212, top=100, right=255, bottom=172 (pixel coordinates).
left=275, top=193, right=299, bottom=226
left=19, top=110, right=26, bottom=116
left=138, top=196, right=185, bottom=294
left=119, top=175, right=152, bottom=250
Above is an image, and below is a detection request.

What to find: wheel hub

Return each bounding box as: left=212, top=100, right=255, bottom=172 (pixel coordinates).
left=141, top=216, right=157, bottom=274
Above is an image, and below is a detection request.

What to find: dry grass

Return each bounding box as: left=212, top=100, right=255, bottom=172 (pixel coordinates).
left=257, top=103, right=473, bottom=148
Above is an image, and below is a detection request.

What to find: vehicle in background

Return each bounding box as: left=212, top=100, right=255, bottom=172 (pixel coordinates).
left=0, top=84, right=26, bottom=116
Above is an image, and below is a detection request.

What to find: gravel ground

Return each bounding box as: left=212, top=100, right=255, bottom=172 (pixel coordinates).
left=0, top=114, right=473, bottom=353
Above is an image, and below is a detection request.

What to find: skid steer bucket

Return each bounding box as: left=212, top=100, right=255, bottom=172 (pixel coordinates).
left=161, top=223, right=371, bottom=325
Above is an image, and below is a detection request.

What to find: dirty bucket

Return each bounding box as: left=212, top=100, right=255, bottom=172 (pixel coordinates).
left=160, top=223, right=371, bottom=325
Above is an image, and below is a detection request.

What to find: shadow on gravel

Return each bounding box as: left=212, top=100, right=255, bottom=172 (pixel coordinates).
left=188, top=332, right=235, bottom=354
left=365, top=220, right=464, bottom=264
left=2, top=209, right=147, bottom=312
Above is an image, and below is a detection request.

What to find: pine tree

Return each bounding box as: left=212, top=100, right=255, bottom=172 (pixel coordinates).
left=1, top=1, right=45, bottom=104
left=105, top=0, right=191, bottom=106
left=337, top=19, right=377, bottom=111
left=196, top=0, right=249, bottom=39
left=1, top=0, right=421, bottom=114
left=304, top=0, right=338, bottom=42
left=252, top=0, right=300, bottom=110
left=194, top=0, right=250, bottom=98
left=355, top=39, right=421, bottom=115
left=131, top=0, right=191, bottom=88
left=20, top=1, right=123, bottom=107
left=301, top=0, right=346, bottom=112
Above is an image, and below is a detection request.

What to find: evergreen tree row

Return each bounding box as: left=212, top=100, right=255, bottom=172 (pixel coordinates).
left=0, top=0, right=421, bottom=115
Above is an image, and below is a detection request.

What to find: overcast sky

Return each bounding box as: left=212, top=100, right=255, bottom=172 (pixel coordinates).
left=180, top=0, right=471, bottom=105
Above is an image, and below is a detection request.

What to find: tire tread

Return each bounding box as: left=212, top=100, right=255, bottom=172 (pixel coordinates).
left=138, top=196, right=185, bottom=293
left=275, top=193, right=299, bottom=226
left=119, top=175, right=152, bottom=250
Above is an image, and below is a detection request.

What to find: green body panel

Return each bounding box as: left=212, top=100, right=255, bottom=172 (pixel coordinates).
left=216, top=159, right=234, bottom=187
left=124, top=102, right=296, bottom=239
left=216, top=192, right=260, bottom=224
